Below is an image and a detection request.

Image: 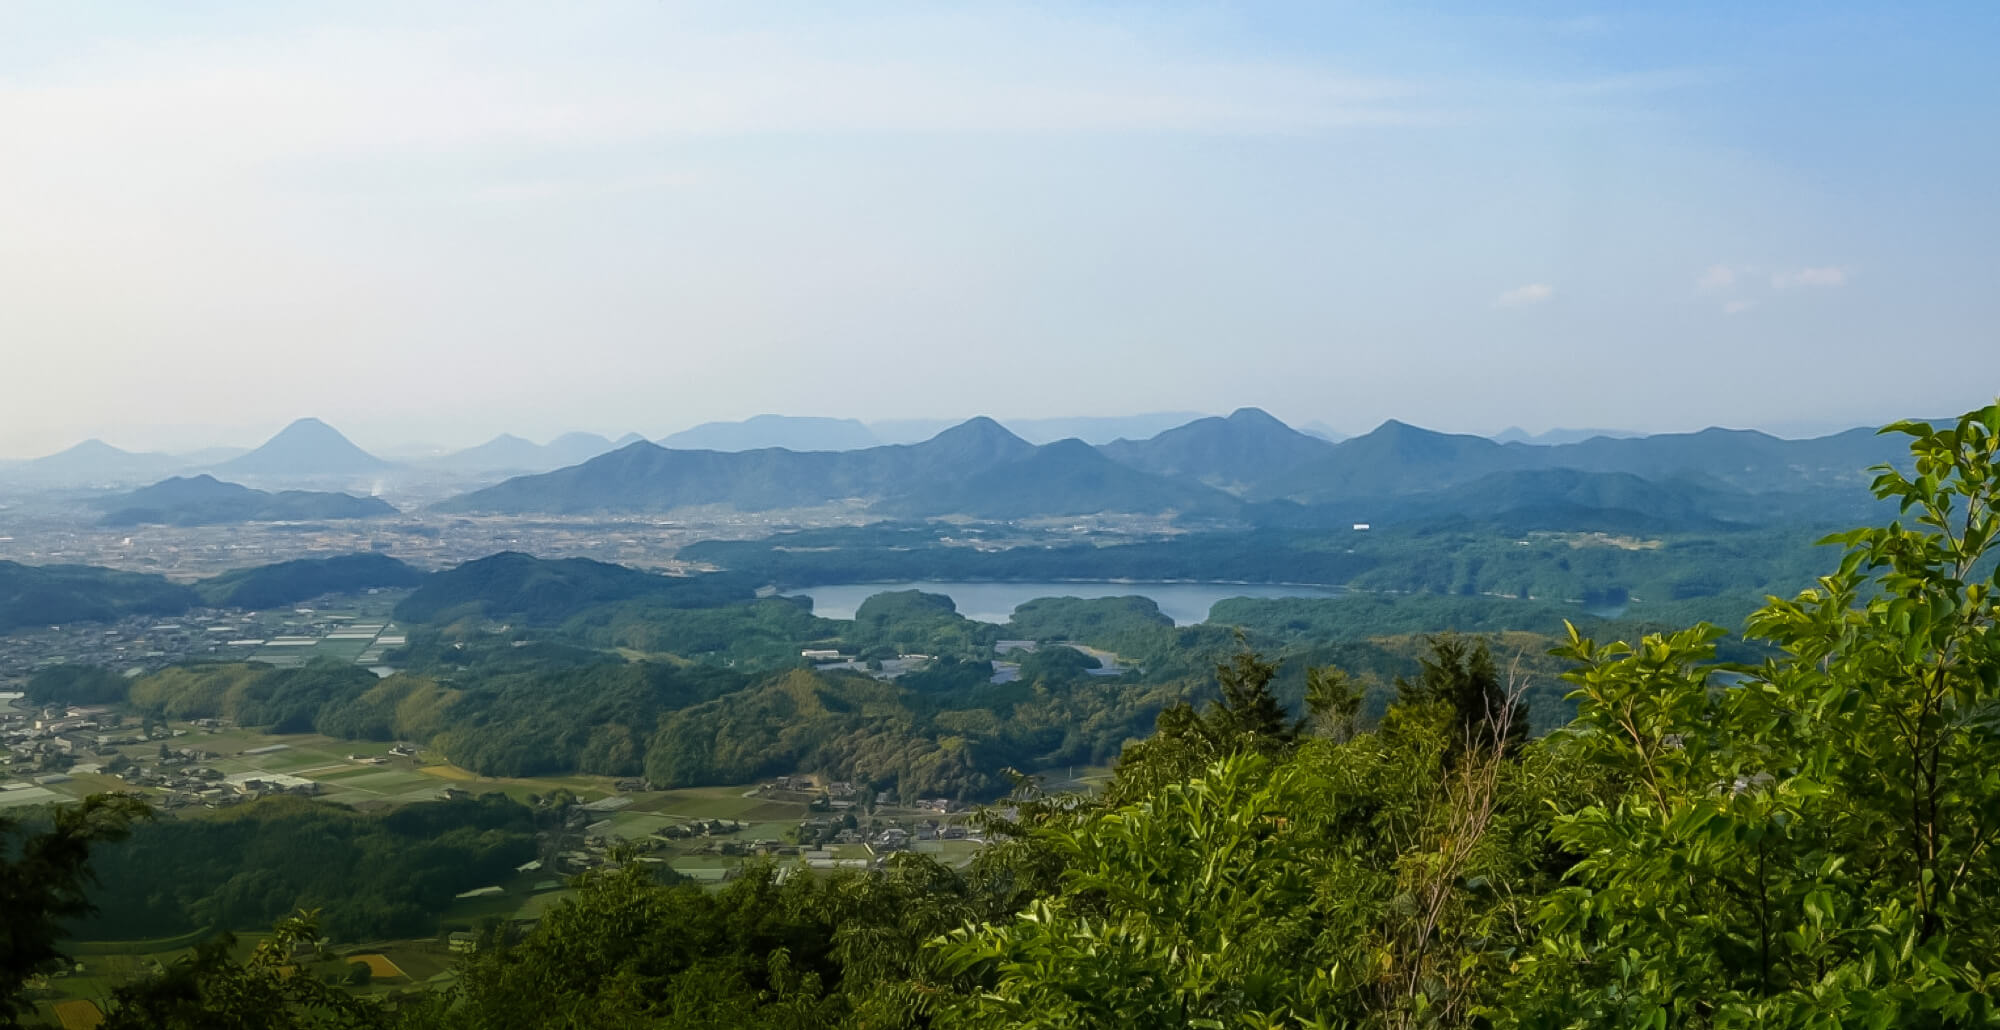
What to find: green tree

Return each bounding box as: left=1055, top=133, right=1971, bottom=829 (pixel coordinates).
left=1391, top=634, right=1527, bottom=763
left=1105, top=643, right=1299, bottom=804
left=101, top=914, right=391, bottom=1030
left=0, top=794, right=147, bottom=1028
left=935, top=753, right=1321, bottom=1028
left=1511, top=404, right=2000, bottom=1026
left=1303, top=664, right=1362, bottom=742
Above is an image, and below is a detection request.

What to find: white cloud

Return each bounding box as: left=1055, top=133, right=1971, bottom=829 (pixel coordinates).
left=1772, top=267, right=1848, bottom=289
left=1497, top=283, right=1555, bottom=307
left=1696, top=264, right=1738, bottom=290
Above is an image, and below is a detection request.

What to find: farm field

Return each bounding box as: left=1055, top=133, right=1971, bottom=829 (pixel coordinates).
left=9, top=708, right=996, bottom=1025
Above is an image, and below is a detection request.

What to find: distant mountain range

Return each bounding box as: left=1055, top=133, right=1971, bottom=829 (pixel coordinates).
left=439, top=407, right=1912, bottom=531
left=879, top=437, right=1241, bottom=520
left=440, top=418, right=1057, bottom=517
left=651, top=412, right=1222, bottom=451
left=1, top=409, right=1918, bottom=533
left=0, top=418, right=400, bottom=490
left=427, top=432, right=643, bottom=474
left=1, top=439, right=190, bottom=488
left=1490, top=427, right=1639, bottom=446
left=869, top=412, right=1212, bottom=446
left=663, top=416, right=881, bottom=452
left=96, top=475, right=396, bottom=527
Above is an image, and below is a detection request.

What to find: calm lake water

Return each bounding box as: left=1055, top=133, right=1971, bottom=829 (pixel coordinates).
left=782, top=581, right=1347, bottom=626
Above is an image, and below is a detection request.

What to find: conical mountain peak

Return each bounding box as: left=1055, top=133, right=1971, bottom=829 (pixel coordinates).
left=219, top=417, right=389, bottom=476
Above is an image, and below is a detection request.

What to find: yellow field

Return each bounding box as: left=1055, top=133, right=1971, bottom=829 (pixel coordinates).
left=417, top=764, right=479, bottom=782
left=346, top=953, right=407, bottom=979
left=53, top=1000, right=104, bottom=1030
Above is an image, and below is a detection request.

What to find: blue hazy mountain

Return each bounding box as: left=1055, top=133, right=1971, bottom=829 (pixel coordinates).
left=661, top=416, right=882, bottom=452
left=440, top=417, right=1234, bottom=518
left=438, top=408, right=1909, bottom=531
left=1491, top=427, right=1640, bottom=445
left=215, top=418, right=391, bottom=478
left=883, top=438, right=1243, bottom=519
left=97, top=474, right=396, bottom=526
left=1536, top=425, right=1903, bottom=492
left=1256, top=420, right=1536, bottom=503
left=1098, top=407, right=1335, bottom=495
left=869, top=412, right=1212, bottom=446
left=433, top=431, right=626, bottom=474
left=549, top=432, right=628, bottom=465
left=1254, top=419, right=1907, bottom=511
left=2, top=439, right=189, bottom=488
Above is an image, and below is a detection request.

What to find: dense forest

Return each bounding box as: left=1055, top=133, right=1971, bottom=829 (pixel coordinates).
left=68, top=795, right=536, bottom=941
left=195, top=554, right=425, bottom=609
left=0, top=562, right=197, bottom=633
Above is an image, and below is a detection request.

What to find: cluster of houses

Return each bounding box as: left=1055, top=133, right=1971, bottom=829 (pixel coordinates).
left=794, top=816, right=977, bottom=850
left=754, top=774, right=968, bottom=816
left=1, top=701, right=157, bottom=774
left=0, top=698, right=331, bottom=810
left=0, top=613, right=243, bottom=684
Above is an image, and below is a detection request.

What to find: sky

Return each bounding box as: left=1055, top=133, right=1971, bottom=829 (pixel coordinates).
left=2, top=1, right=1996, bottom=457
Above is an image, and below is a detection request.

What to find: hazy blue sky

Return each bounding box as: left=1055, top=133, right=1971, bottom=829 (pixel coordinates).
left=3, top=2, right=1995, bottom=456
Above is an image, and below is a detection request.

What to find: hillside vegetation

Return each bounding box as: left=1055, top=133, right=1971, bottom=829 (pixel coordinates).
left=0, top=561, right=198, bottom=633
left=97, top=475, right=396, bottom=527
left=7, top=407, right=1999, bottom=1030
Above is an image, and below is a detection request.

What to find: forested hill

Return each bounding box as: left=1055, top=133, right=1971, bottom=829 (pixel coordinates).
left=0, top=561, right=198, bottom=632
left=436, top=408, right=1906, bottom=530
left=390, top=551, right=759, bottom=624
left=874, top=438, right=1241, bottom=519
left=426, top=431, right=630, bottom=474
left=0, top=553, right=422, bottom=632
left=196, top=553, right=424, bottom=608
left=96, top=475, right=396, bottom=526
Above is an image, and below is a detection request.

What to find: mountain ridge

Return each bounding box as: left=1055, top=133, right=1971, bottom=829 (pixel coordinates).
left=97, top=474, right=396, bottom=526
left=1099, top=407, right=1336, bottom=495
left=437, top=410, right=1911, bottom=528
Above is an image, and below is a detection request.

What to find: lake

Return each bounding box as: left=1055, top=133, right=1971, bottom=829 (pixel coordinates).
left=782, top=581, right=1347, bottom=626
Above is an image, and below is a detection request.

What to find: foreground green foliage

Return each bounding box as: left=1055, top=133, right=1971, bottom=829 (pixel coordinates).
left=0, top=796, right=147, bottom=1028
left=1514, top=408, right=2000, bottom=1027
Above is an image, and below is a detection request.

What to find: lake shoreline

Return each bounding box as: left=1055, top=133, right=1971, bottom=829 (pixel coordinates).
left=781, top=579, right=1351, bottom=626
